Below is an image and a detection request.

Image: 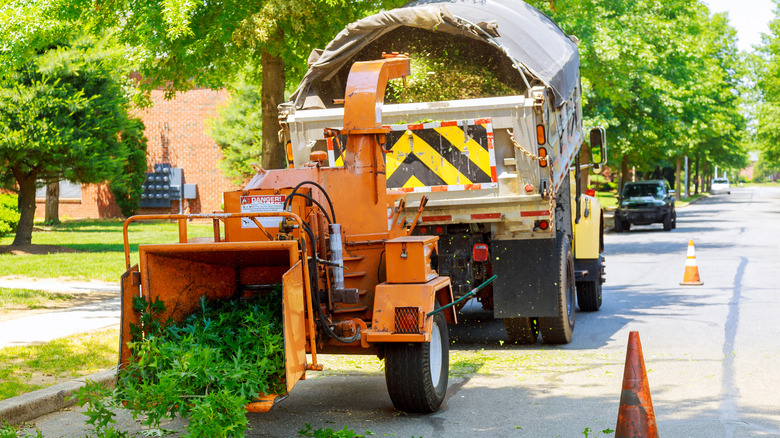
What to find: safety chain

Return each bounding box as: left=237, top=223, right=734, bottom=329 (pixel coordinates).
left=509, top=134, right=545, bottom=162
left=509, top=135, right=557, bottom=227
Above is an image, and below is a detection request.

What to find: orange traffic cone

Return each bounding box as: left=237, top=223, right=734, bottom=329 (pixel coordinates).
left=680, top=240, right=703, bottom=286
left=615, top=331, right=659, bottom=438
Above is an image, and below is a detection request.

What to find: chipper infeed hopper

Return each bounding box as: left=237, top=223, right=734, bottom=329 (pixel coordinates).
left=119, top=54, right=458, bottom=414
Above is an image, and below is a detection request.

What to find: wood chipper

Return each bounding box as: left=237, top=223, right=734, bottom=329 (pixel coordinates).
left=120, top=54, right=460, bottom=414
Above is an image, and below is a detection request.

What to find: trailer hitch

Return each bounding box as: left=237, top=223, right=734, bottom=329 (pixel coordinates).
left=427, top=275, right=498, bottom=317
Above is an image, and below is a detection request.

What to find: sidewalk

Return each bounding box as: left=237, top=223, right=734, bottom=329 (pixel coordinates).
left=0, top=277, right=121, bottom=425
left=0, top=278, right=120, bottom=348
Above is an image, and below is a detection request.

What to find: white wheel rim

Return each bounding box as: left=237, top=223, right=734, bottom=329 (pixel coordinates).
left=429, top=322, right=443, bottom=386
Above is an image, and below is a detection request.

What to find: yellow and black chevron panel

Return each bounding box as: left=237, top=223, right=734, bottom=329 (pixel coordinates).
left=385, top=119, right=497, bottom=192
left=325, top=119, right=497, bottom=194
left=326, top=134, right=347, bottom=167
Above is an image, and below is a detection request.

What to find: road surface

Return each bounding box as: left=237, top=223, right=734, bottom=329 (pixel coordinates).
left=20, top=186, right=780, bottom=437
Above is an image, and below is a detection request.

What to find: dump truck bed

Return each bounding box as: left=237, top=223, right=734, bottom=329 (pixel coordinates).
left=283, top=91, right=581, bottom=239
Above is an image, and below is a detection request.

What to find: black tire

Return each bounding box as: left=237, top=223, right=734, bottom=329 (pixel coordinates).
left=539, top=235, right=576, bottom=344
left=503, top=317, right=538, bottom=344
left=671, top=208, right=677, bottom=229
left=614, top=216, right=624, bottom=233
left=384, top=304, right=449, bottom=413
left=576, top=280, right=602, bottom=311
left=663, top=212, right=672, bottom=231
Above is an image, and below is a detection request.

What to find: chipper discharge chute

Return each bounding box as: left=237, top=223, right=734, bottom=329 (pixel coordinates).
left=119, top=53, right=458, bottom=415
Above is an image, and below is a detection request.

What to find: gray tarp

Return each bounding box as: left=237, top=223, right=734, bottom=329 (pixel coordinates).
left=290, top=0, right=579, bottom=108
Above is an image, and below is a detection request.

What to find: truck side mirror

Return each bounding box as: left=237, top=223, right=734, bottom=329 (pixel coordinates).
left=589, top=127, right=607, bottom=166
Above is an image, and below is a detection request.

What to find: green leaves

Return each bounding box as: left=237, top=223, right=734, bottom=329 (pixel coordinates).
left=754, top=1, right=780, bottom=166
left=118, top=287, right=286, bottom=437
left=530, top=0, right=747, bottom=178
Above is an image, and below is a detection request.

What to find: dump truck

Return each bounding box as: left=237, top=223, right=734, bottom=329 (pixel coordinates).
left=279, top=0, right=607, bottom=345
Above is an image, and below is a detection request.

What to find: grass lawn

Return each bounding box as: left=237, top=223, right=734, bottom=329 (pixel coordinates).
left=0, top=327, right=118, bottom=401
left=594, top=190, right=618, bottom=209
left=0, top=288, right=76, bottom=311
left=0, top=219, right=215, bottom=282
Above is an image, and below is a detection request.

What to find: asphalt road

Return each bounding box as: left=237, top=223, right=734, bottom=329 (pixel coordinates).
left=21, top=186, right=780, bottom=437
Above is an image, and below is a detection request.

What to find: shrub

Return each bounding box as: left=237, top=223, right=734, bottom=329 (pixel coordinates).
left=0, top=194, right=20, bottom=237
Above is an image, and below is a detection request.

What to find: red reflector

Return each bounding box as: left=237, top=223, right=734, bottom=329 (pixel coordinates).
left=471, top=213, right=501, bottom=220
left=473, top=243, right=489, bottom=262
left=435, top=226, right=443, bottom=234
left=524, top=184, right=534, bottom=193
left=586, top=189, right=596, bottom=197
left=420, top=226, right=427, bottom=234
left=422, top=215, right=452, bottom=222
left=538, top=220, right=549, bottom=230
left=521, top=210, right=550, bottom=217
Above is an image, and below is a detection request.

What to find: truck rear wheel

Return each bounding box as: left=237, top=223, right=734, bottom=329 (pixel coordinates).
left=576, top=281, right=602, bottom=311
left=539, top=236, right=576, bottom=344
left=384, top=304, right=449, bottom=413
left=503, top=317, right=538, bottom=344
left=576, top=256, right=603, bottom=312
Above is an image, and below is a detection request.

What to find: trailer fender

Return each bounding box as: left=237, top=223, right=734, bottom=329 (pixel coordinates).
left=365, top=276, right=454, bottom=343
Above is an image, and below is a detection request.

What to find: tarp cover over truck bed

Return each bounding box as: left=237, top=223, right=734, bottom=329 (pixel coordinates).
left=290, top=0, right=579, bottom=109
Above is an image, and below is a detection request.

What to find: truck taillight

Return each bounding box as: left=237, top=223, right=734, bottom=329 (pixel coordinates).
left=285, top=142, right=295, bottom=168
left=536, top=124, right=546, bottom=144
left=538, top=147, right=548, bottom=167
left=535, top=220, right=550, bottom=231
left=586, top=189, right=595, bottom=197
left=472, top=243, right=489, bottom=262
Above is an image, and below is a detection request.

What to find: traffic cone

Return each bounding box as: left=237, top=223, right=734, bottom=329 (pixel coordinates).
left=615, top=331, right=659, bottom=438
left=680, top=240, right=703, bottom=286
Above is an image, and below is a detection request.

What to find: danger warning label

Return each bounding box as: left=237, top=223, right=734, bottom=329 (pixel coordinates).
left=240, top=195, right=286, bottom=229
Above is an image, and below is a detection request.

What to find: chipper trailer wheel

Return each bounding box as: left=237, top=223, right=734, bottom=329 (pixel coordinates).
left=384, top=303, right=449, bottom=413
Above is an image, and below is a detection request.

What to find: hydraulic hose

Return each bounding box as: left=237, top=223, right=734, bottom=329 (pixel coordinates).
left=285, top=181, right=337, bottom=224
left=427, top=275, right=498, bottom=317
left=299, top=221, right=359, bottom=345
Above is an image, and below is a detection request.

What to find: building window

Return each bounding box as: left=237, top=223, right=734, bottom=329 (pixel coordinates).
left=35, top=180, right=82, bottom=201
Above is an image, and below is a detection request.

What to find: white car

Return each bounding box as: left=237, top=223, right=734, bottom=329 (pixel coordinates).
left=711, top=178, right=731, bottom=194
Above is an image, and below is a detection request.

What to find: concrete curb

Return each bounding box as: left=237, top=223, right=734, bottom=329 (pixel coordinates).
left=0, top=368, right=117, bottom=426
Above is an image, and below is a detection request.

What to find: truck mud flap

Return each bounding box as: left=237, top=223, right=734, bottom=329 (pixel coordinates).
left=490, top=238, right=560, bottom=318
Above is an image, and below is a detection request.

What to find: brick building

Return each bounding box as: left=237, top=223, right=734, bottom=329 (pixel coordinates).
left=34, top=88, right=239, bottom=219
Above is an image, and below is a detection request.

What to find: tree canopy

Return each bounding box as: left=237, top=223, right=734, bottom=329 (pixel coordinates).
left=0, top=33, right=147, bottom=244
left=529, top=0, right=748, bottom=189
left=755, top=0, right=780, bottom=165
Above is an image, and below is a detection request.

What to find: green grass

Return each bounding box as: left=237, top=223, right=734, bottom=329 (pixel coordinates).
left=0, top=327, right=118, bottom=401
left=0, top=288, right=76, bottom=311
left=0, top=219, right=215, bottom=281
left=594, top=190, right=618, bottom=209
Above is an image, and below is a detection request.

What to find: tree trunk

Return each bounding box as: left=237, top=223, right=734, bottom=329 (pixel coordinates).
left=694, top=155, right=700, bottom=195
left=11, top=167, right=38, bottom=246
left=685, top=156, right=691, bottom=198
left=675, top=156, right=682, bottom=201
left=619, top=154, right=630, bottom=194
left=45, top=180, right=60, bottom=225
left=261, top=31, right=286, bottom=171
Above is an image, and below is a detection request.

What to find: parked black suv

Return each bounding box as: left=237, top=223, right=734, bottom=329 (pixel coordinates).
left=614, top=180, right=676, bottom=232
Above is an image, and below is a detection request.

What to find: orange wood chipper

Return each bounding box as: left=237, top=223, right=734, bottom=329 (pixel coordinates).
left=119, top=54, right=462, bottom=413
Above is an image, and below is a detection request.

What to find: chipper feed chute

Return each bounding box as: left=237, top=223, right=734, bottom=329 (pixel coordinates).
left=120, top=217, right=315, bottom=411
